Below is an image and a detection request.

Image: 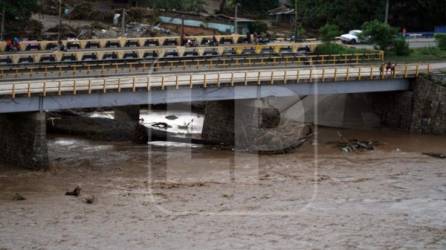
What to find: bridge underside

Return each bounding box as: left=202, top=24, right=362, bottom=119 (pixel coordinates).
left=0, top=79, right=410, bottom=113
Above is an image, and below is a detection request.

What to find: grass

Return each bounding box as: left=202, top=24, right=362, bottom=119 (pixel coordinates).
left=385, top=47, right=446, bottom=63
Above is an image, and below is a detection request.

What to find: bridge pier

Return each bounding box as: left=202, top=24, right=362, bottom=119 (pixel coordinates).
left=202, top=99, right=311, bottom=152
left=114, top=106, right=140, bottom=124
left=0, top=112, right=49, bottom=170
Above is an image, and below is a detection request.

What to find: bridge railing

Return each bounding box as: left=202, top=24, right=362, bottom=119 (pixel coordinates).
left=0, top=52, right=384, bottom=80
left=1, top=64, right=429, bottom=99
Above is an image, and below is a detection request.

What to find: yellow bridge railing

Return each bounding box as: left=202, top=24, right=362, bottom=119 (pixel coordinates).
left=1, top=64, right=430, bottom=99
left=0, top=52, right=384, bottom=80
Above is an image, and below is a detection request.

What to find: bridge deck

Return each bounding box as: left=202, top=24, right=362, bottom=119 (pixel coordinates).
left=0, top=64, right=429, bottom=99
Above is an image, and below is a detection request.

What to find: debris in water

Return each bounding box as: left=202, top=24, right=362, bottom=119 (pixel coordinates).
left=12, top=193, right=26, bottom=201
left=178, top=119, right=194, bottom=130
left=83, top=195, right=96, bottom=204
left=65, top=186, right=81, bottom=197
left=423, top=153, right=446, bottom=159
left=165, top=115, right=179, bottom=120
left=336, top=132, right=378, bottom=152
left=152, top=122, right=172, bottom=129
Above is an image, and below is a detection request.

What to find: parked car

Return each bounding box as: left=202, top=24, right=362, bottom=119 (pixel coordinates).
left=340, top=30, right=363, bottom=44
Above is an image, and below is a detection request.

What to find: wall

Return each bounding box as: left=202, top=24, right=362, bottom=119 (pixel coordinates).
left=372, top=74, right=446, bottom=135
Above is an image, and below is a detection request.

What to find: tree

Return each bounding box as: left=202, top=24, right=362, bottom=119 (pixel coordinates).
left=290, top=0, right=446, bottom=32
left=1, top=0, right=38, bottom=37
left=362, top=20, right=398, bottom=50
left=225, top=0, right=279, bottom=17
left=319, top=23, right=340, bottom=43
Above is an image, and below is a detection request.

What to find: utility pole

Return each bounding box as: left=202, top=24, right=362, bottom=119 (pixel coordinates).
left=384, top=0, right=390, bottom=24
left=1, top=3, right=5, bottom=41
left=121, top=8, right=127, bottom=36
left=294, top=0, right=298, bottom=42
left=234, top=1, right=239, bottom=34
left=181, top=15, right=185, bottom=45
left=57, top=0, right=63, bottom=43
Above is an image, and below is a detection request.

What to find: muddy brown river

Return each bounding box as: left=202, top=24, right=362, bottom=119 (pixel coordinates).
left=1, top=112, right=446, bottom=249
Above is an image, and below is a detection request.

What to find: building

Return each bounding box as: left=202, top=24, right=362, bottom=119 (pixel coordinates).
left=268, top=4, right=295, bottom=25
left=159, top=12, right=254, bottom=34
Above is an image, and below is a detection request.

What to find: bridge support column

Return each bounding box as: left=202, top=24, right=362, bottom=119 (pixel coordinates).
left=202, top=99, right=310, bottom=152
left=114, top=106, right=140, bottom=124
left=0, top=112, right=49, bottom=170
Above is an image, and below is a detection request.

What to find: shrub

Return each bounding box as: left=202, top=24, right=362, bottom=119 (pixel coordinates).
left=362, top=20, right=398, bottom=50
left=435, top=34, right=446, bottom=50
left=249, top=21, right=268, bottom=34
left=319, top=23, right=341, bottom=43
left=393, top=37, right=411, bottom=56
left=314, top=43, right=357, bottom=55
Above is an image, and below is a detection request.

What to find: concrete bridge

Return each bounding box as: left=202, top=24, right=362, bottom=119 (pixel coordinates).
left=0, top=62, right=431, bottom=170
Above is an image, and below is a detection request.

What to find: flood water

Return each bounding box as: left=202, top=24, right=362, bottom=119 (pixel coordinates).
left=55, top=109, right=446, bottom=162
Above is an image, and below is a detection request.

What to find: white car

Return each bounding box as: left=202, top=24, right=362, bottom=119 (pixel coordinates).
left=340, top=30, right=363, bottom=44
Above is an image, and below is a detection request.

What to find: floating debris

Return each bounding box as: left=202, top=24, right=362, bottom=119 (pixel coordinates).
left=335, top=132, right=378, bottom=152
left=178, top=119, right=194, bottom=130
left=83, top=195, right=96, bottom=204
left=338, top=140, right=378, bottom=152
left=165, top=115, right=179, bottom=120
left=151, top=122, right=172, bottom=129
left=65, top=186, right=81, bottom=197
left=423, top=153, right=446, bottom=159
left=12, top=193, right=26, bottom=201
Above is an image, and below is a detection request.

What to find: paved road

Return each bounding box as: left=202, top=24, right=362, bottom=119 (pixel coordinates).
left=351, top=38, right=438, bottom=50
left=0, top=64, right=429, bottom=97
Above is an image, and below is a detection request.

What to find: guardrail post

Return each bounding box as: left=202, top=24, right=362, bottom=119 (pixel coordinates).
left=334, top=68, right=337, bottom=81
left=161, top=76, right=165, bottom=90
left=103, top=79, right=107, bottom=93
left=427, top=64, right=431, bottom=75
left=283, top=71, right=288, bottom=84
left=296, top=69, right=300, bottom=83
left=132, top=77, right=136, bottom=92
left=43, top=82, right=47, bottom=96
left=321, top=69, right=325, bottom=82
left=309, top=69, right=313, bottom=82
left=58, top=81, right=62, bottom=96
left=358, top=67, right=362, bottom=80
left=11, top=83, right=15, bottom=99
left=257, top=72, right=261, bottom=85
left=73, top=80, right=77, bottom=95
left=346, top=67, right=350, bottom=81
left=175, top=75, right=179, bottom=89
left=147, top=77, right=151, bottom=91
left=244, top=72, right=248, bottom=85
left=189, top=75, right=193, bottom=89
left=415, top=65, right=420, bottom=78
left=88, top=80, right=92, bottom=94
left=27, top=83, right=31, bottom=97
left=270, top=72, right=274, bottom=85
left=204, top=74, right=207, bottom=88
left=217, top=73, right=221, bottom=87
left=231, top=73, right=235, bottom=87
left=404, top=65, right=408, bottom=78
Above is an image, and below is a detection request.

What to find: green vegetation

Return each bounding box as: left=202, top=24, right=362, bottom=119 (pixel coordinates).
left=435, top=34, right=446, bottom=50
left=140, top=0, right=206, bottom=12
left=362, top=20, right=398, bottom=51
left=314, top=43, right=363, bottom=55
left=248, top=21, right=268, bottom=34
left=386, top=47, right=446, bottom=63
left=291, top=0, right=446, bottom=32
left=1, top=0, right=38, bottom=37
left=393, top=37, right=411, bottom=56
left=224, top=0, right=279, bottom=17
left=319, top=24, right=341, bottom=43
